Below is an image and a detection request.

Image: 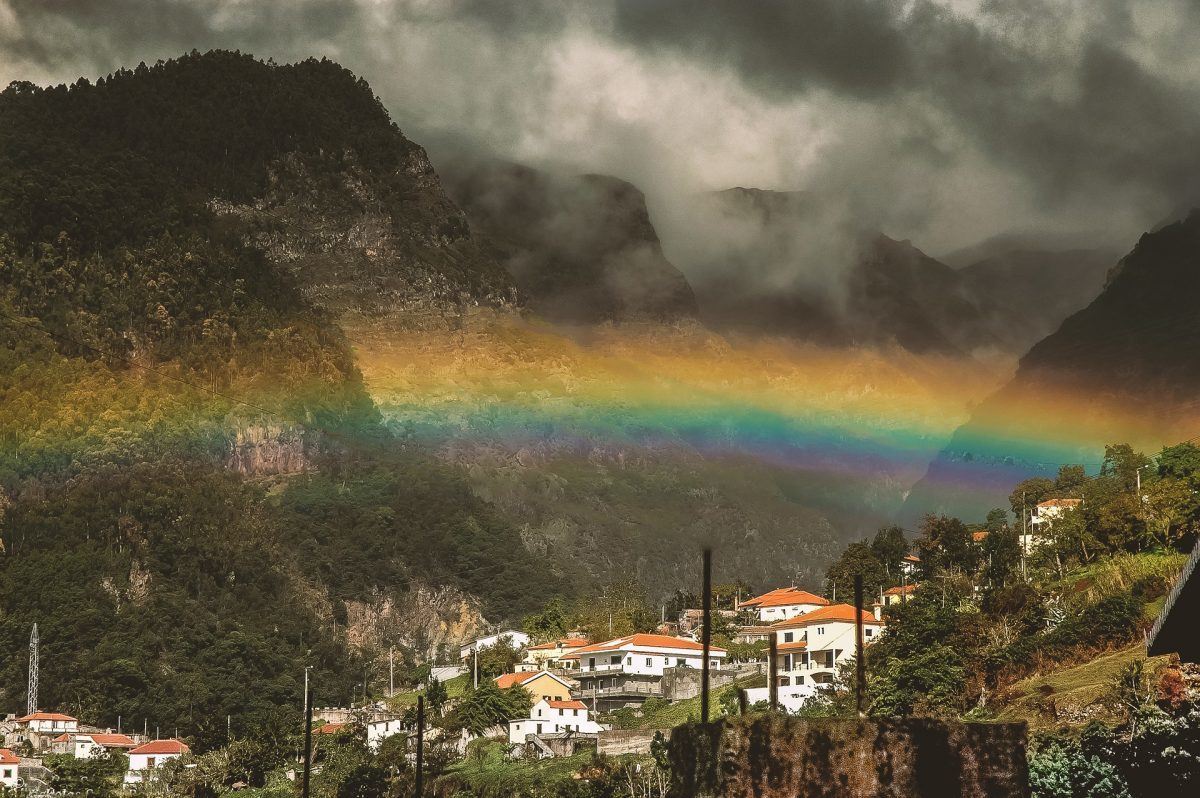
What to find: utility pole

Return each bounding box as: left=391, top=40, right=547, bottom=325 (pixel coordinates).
left=854, top=575, right=866, bottom=718
left=768, top=634, right=778, bottom=712
left=473, top=646, right=479, bottom=689
left=302, top=674, right=314, bottom=798
left=227, top=715, right=231, bottom=742
left=389, top=647, right=395, bottom=699
left=414, top=695, right=425, bottom=798
left=27, top=623, right=38, bottom=715
left=700, top=548, right=713, bottom=724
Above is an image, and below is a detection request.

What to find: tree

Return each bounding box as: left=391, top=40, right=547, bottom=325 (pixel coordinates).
left=522, top=597, right=569, bottom=643
left=870, top=644, right=966, bottom=717
left=913, top=514, right=978, bottom=576
left=476, top=637, right=522, bottom=680
left=423, top=675, right=449, bottom=717
left=44, top=752, right=126, bottom=798
left=825, top=542, right=888, bottom=602
left=1010, top=477, right=1054, bottom=519
left=1139, top=476, right=1192, bottom=549
left=980, top=515, right=1022, bottom=589
left=450, top=683, right=532, bottom=736
left=870, top=526, right=907, bottom=578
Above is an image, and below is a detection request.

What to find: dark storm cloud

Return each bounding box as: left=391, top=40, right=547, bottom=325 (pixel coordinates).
left=611, top=0, right=1200, bottom=213
left=3, top=0, right=1200, bottom=268
left=612, top=0, right=911, bottom=98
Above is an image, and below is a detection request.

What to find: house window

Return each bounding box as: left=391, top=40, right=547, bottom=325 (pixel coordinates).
left=817, top=627, right=825, bottom=635
left=588, top=657, right=596, bottom=669
left=147, top=757, right=157, bottom=769
left=710, top=660, right=718, bottom=668
left=574, top=709, right=579, bottom=716
left=645, top=657, right=653, bottom=666
left=677, top=658, right=686, bottom=666
left=626, top=657, right=632, bottom=665
left=611, top=655, right=621, bottom=665
left=784, top=632, right=794, bottom=642
left=866, top=628, right=874, bottom=637
left=3, top=769, right=11, bottom=778
left=536, top=723, right=542, bottom=734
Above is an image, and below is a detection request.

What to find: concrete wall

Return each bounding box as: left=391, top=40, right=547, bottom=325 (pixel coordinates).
left=661, top=667, right=739, bottom=701
left=598, top=729, right=667, bottom=757
left=668, top=716, right=1028, bottom=798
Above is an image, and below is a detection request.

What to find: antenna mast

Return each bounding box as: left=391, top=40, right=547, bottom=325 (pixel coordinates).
left=28, top=623, right=39, bottom=715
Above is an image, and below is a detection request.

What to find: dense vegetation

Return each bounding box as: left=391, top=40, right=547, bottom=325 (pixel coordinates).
left=815, top=439, right=1200, bottom=795
left=0, top=51, right=553, bottom=753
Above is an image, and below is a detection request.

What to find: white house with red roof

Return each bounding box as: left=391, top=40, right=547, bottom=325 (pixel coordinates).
left=0, top=749, right=18, bottom=789
left=124, top=739, right=190, bottom=785
left=16, top=711, right=78, bottom=736
left=738, top=587, right=830, bottom=623
left=882, top=584, right=918, bottom=606
left=562, top=633, right=728, bottom=708
left=53, top=732, right=138, bottom=759
left=769, top=604, right=884, bottom=686
left=900, top=554, right=921, bottom=578
left=507, top=698, right=606, bottom=745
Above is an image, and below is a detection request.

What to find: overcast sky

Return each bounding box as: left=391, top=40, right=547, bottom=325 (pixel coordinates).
left=3, top=0, right=1200, bottom=259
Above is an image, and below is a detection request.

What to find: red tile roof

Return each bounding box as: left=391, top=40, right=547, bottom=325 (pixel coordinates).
left=561, top=633, right=727, bottom=658
left=0, top=749, right=18, bottom=764
left=770, top=604, right=883, bottom=629
left=1037, top=498, right=1081, bottom=508
left=776, top=641, right=808, bottom=652
left=130, top=739, right=189, bottom=755
left=883, top=584, right=918, bottom=596
left=17, top=711, right=77, bottom=723
left=52, top=733, right=71, bottom=743
left=88, top=733, right=137, bottom=748
left=972, top=530, right=989, bottom=543
left=546, top=699, right=587, bottom=710
left=494, top=671, right=540, bottom=689
left=742, top=587, right=830, bottom=609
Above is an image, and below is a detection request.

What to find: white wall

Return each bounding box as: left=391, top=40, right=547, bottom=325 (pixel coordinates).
left=578, top=647, right=724, bottom=676
left=0, top=763, right=17, bottom=789
left=756, top=603, right=823, bottom=623
left=367, top=719, right=406, bottom=752
left=744, top=684, right=819, bottom=713
left=125, top=753, right=182, bottom=784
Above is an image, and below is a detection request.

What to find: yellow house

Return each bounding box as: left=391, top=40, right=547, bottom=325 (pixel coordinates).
left=494, top=670, right=574, bottom=702
left=518, top=637, right=590, bottom=672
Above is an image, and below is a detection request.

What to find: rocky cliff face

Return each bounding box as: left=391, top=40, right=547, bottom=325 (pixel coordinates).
left=212, top=147, right=517, bottom=327
left=342, top=582, right=485, bottom=661
left=225, top=424, right=311, bottom=476
left=441, top=159, right=698, bottom=324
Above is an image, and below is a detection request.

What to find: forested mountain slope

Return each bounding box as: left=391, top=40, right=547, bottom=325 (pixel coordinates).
left=903, top=211, right=1200, bottom=522
left=0, top=51, right=553, bottom=747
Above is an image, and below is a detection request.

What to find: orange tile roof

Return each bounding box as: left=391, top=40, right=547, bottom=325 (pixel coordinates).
left=883, top=584, right=918, bottom=596
left=52, top=733, right=71, bottom=743
left=770, top=604, right=883, bottom=629
left=561, top=633, right=726, bottom=658
left=0, top=749, right=18, bottom=764
left=1037, top=498, right=1081, bottom=508
left=903, top=554, right=920, bottom=562
left=130, top=739, right=189, bottom=755
left=742, top=587, right=830, bottom=609
left=527, top=637, right=589, bottom=651
left=776, top=641, right=808, bottom=652
left=88, top=733, right=137, bottom=748
left=494, top=671, right=540, bottom=689
left=17, top=711, right=77, bottom=723
left=546, top=699, right=587, bottom=710
left=972, top=530, right=989, bottom=542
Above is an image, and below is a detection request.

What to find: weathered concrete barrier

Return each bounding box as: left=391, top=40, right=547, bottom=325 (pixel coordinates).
left=598, top=728, right=667, bottom=756
left=668, top=716, right=1028, bottom=798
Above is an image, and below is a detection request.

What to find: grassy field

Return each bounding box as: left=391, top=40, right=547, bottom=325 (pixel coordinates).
left=995, top=645, right=1170, bottom=731
left=437, top=739, right=622, bottom=797
left=386, top=673, right=471, bottom=710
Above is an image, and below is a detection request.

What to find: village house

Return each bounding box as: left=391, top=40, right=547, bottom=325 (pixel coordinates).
left=882, top=584, right=918, bottom=606
left=737, top=587, right=829, bottom=624
left=0, top=749, right=18, bottom=790
left=562, top=634, right=729, bottom=710
left=1025, top=498, right=1083, bottom=551
left=17, top=711, right=78, bottom=736
left=899, top=554, right=921, bottom=578
left=769, top=604, right=884, bottom=686
left=494, top=670, right=575, bottom=703
left=459, top=630, right=530, bottom=661
left=366, top=718, right=407, bottom=752
left=507, top=699, right=606, bottom=746
left=517, top=637, right=590, bottom=672
left=52, top=732, right=138, bottom=759
left=124, top=739, right=190, bottom=785
left=734, top=625, right=775, bottom=645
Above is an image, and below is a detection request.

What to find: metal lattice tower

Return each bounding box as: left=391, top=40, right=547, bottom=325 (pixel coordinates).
left=27, top=623, right=38, bottom=715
